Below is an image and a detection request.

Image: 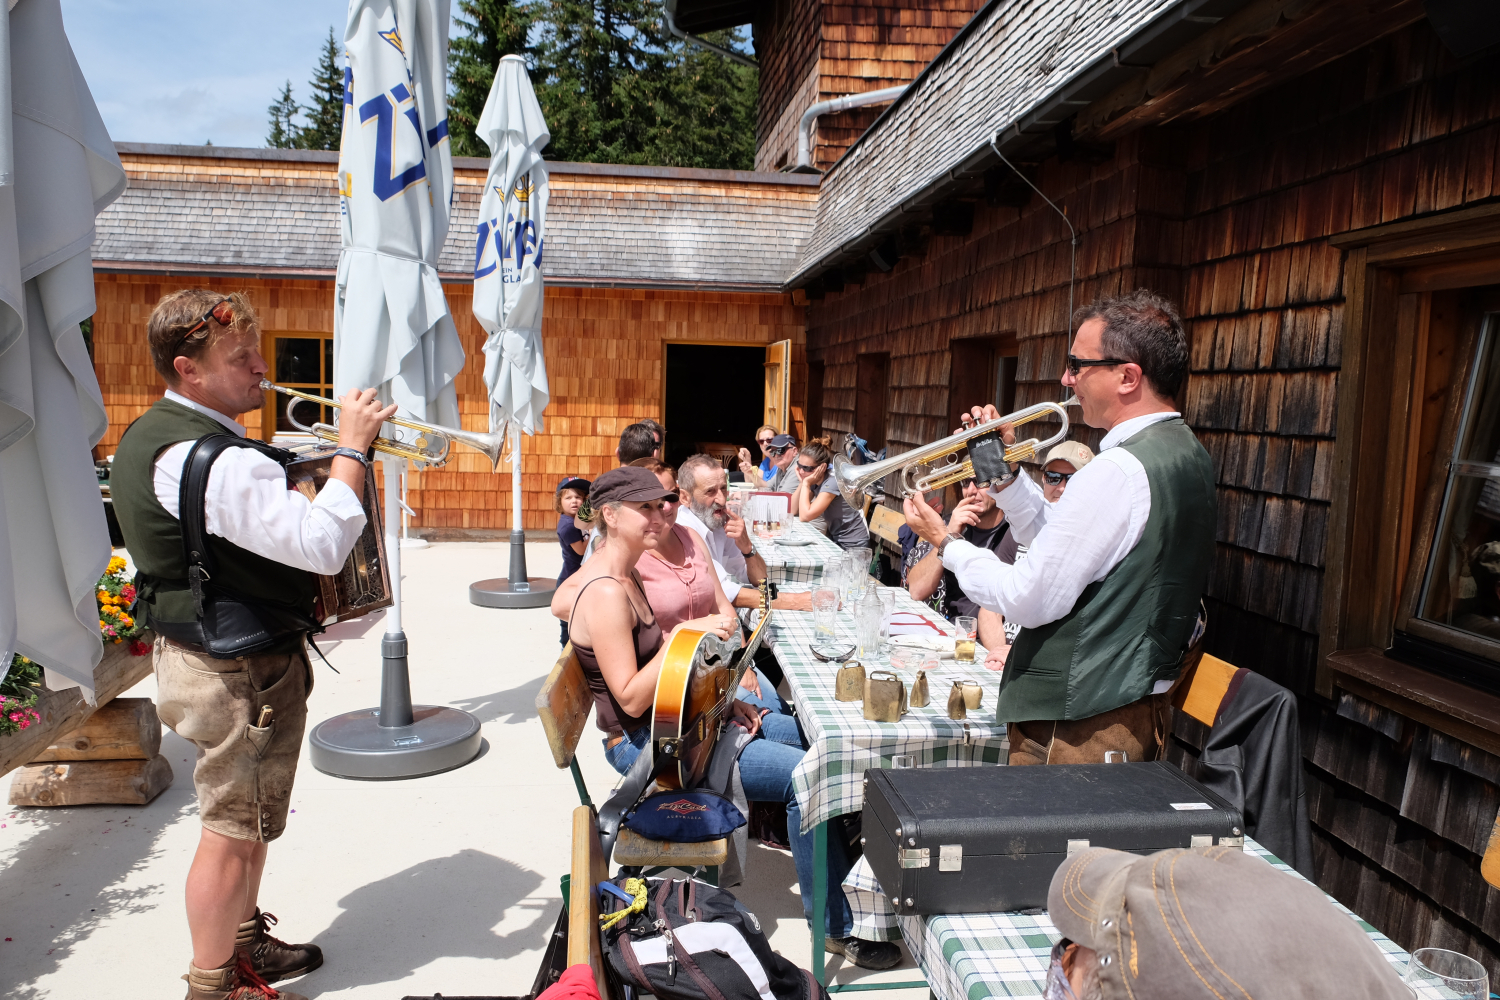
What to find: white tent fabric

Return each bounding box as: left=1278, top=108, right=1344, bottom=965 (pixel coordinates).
left=474, top=54, right=550, bottom=437
left=333, top=0, right=464, bottom=425
left=0, top=0, right=126, bottom=698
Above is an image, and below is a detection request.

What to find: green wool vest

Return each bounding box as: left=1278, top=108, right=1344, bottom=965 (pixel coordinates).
left=997, top=417, right=1216, bottom=724
left=110, top=399, right=316, bottom=631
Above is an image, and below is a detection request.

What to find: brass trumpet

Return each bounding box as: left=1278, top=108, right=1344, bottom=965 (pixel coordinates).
left=832, top=398, right=1076, bottom=507
left=260, top=379, right=506, bottom=470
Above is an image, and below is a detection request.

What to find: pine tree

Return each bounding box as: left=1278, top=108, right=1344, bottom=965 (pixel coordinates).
left=644, top=28, right=756, bottom=170
left=298, top=27, right=346, bottom=151
left=448, top=0, right=536, bottom=158
left=266, top=81, right=301, bottom=149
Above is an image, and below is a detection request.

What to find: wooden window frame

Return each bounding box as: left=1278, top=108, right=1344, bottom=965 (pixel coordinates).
left=260, top=330, right=334, bottom=443
left=1320, top=203, right=1500, bottom=697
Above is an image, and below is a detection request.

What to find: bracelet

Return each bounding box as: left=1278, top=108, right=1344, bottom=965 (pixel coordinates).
left=330, top=447, right=371, bottom=468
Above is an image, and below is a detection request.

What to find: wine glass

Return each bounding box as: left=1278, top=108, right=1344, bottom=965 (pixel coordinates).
left=1402, top=948, right=1488, bottom=999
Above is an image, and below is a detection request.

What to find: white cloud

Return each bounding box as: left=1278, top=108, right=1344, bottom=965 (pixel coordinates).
left=63, top=0, right=354, bottom=148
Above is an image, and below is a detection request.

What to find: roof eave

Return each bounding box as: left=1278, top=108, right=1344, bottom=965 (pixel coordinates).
left=786, top=0, right=1259, bottom=290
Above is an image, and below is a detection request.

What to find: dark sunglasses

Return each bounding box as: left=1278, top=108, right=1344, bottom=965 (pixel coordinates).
left=1043, top=470, right=1075, bottom=485
left=767, top=445, right=792, bottom=456
left=1066, top=353, right=1129, bottom=377
left=171, top=298, right=234, bottom=357
left=796, top=462, right=820, bottom=472
left=757, top=437, right=776, bottom=446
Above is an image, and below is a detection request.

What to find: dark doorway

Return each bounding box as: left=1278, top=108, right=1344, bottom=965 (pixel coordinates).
left=663, top=343, right=765, bottom=470
left=855, top=352, right=890, bottom=450
left=807, top=360, right=825, bottom=440
left=949, top=336, right=1018, bottom=434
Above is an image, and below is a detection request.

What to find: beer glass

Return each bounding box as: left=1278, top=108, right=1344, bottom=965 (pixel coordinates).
left=954, top=615, right=978, bottom=663
left=812, top=587, right=840, bottom=644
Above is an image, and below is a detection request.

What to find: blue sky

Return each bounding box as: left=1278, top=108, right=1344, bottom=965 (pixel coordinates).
left=65, top=0, right=358, bottom=148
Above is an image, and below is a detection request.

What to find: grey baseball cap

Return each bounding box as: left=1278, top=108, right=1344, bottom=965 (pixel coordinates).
left=1048, top=846, right=1411, bottom=999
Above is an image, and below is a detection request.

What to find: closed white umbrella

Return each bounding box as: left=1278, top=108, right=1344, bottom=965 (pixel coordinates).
left=0, top=0, right=126, bottom=699
left=468, top=54, right=554, bottom=610
left=311, top=0, right=480, bottom=780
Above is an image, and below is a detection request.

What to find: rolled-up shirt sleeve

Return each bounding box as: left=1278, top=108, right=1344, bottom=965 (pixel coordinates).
left=154, top=442, right=369, bottom=575
left=941, top=453, right=1146, bottom=629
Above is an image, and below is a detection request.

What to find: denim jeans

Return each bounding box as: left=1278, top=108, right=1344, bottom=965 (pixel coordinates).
left=602, top=714, right=853, bottom=937
left=734, top=666, right=792, bottom=716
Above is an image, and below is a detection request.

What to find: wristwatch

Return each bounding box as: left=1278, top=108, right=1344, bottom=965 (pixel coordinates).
left=329, top=447, right=372, bottom=468
left=936, top=533, right=964, bottom=559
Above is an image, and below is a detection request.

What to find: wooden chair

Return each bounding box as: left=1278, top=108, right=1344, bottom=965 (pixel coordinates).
left=868, top=503, right=904, bottom=548
left=569, top=805, right=612, bottom=999
left=537, top=644, right=728, bottom=876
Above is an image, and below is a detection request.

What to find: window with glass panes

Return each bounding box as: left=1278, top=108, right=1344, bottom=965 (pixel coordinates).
left=264, top=334, right=334, bottom=437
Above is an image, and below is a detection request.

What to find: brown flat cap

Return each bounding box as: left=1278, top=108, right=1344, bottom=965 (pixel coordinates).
left=590, top=466, right=678, bottom=505
left=1049, top=846, right=1410, bottom=999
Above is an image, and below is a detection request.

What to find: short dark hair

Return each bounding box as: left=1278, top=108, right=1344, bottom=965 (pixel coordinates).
left=618, top=423, right=659, bottom=464
left=1073, top=289, right=1189, bottom=399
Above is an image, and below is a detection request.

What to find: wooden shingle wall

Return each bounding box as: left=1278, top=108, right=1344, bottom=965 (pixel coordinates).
left=804, top=19, right=1500, bottom=973
left=754, top=0, right=984, bottom=172
left=92, top=275, right=803, bottom=532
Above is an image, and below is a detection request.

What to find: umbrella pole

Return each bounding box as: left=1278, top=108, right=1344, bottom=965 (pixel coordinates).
left=508, top=423, right=528, bottom=585
left=468, top=422, right=556, bottom=609
left=307, top=457, right=482, bottom=780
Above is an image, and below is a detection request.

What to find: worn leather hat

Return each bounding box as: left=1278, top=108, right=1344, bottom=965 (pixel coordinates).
left=1049, top=846, right=1411, bottom=999
left=589, top=466, right=678, bottom=505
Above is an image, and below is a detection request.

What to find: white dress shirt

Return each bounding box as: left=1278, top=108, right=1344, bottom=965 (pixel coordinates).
left=151, top=391, right=368, bottom=575
left=943, top=411, right=1182, bottom=692
left=675, top=505, right=750, bottom=599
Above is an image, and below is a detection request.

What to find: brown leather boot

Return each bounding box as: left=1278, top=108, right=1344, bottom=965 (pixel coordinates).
left=236, top=909, right=324, bottom=983
left=184, top=954, right=308, bottom=1000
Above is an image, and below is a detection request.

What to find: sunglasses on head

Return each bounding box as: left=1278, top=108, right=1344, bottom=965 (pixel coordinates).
left=171, top=298, right=234, bottom=357
left=1066, top=353, right=1129, bottom=377
left=1044, top=470, right=1075, bottom=485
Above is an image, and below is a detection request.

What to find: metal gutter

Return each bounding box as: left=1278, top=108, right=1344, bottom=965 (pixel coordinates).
left=664, top=0, right=757, bottom=67
left=793, top=86, right=907, bottom=173
left=788, top=0, right=1256, bottom=288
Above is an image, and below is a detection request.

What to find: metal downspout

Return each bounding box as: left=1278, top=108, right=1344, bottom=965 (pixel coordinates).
left=663, top=1, right=757, bottom=68
left=793, top=85, right=908, bottom=173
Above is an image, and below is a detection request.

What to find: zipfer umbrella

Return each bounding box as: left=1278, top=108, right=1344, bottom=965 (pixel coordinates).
left=0, top=0, right=126, bottom=699
left=467, top=54, right=554, bottom=610
left=311, top=0, right=480, bottom=780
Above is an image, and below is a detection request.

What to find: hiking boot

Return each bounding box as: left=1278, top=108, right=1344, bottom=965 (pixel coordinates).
left=184, top=954, right=308, bottom=1000
left=825, top=935, right=902, bottom=971
left=236, top=909, right=324, bottom=983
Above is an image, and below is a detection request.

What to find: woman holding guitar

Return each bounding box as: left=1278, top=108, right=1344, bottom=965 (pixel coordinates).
left=554, top=466, right=899, bottom=970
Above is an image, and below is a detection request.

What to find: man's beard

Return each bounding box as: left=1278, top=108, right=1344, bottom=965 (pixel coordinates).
left=690, top=499, right=726, bottom=531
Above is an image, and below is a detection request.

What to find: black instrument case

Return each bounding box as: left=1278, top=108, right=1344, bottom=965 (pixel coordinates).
left=863, top=761, right=1243, bottom=915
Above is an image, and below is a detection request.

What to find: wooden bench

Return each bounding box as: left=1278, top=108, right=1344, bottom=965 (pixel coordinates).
left=537, top=644, right=727, bottom=874
left=569, top=805, right=612, bottom=999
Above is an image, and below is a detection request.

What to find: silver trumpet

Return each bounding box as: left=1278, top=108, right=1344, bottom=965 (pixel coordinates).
left=260, top=379, right=506, bottom=470
left=832, top=398, right=1078, bottom=507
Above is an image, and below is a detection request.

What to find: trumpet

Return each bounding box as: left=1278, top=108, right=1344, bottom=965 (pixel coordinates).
left=832, top=398, right=1076, bottom=507
left=260, top=379, right=506, bottom=470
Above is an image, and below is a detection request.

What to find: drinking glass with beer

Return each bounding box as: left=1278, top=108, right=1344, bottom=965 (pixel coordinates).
left=954, top=615, right=978, bottom=663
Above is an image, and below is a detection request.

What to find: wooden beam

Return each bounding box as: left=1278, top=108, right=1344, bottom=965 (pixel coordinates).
left=0, top=640, right=155, bottom=779
left=1077, top=0, right=1426, bottom=143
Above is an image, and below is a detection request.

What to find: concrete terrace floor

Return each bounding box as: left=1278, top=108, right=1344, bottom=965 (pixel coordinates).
left=0, top=542, right=925, bottom=1000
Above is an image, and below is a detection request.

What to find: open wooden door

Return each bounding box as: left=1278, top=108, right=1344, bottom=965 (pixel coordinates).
left=764, top=339, right=792, bottom=433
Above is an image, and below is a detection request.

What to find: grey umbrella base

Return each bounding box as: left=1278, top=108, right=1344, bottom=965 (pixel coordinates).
left=469, top=577, right=557, bottom=608
left=308, top=632, right=482, bottom=780
left=309, top=705, right=482, bottom=779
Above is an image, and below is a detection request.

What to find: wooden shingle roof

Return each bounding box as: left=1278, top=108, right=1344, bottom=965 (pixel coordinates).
left=790, top=0, right=1259, bottom=285
left=93, top=144, right=819, bottom=291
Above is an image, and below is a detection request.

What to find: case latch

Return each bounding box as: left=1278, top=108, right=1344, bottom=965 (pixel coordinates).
left=898, top=847, right=930, bottom=868
left=939, top=844, right=963, bottom=871
left=1218, top=836, right=1245, bottom=849
left=1067, top=839, right=1090, bottom=856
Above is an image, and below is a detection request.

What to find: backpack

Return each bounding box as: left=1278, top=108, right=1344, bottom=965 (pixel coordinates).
left=600, top=875, right=828, bottom=1000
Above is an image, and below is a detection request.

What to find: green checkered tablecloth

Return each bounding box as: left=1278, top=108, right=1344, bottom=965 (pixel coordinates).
left=767, top=587, right=1007, bottom=834
left=841, top=839, right=1418, bottom=1000
left=748, top=521, right=846, bottom=585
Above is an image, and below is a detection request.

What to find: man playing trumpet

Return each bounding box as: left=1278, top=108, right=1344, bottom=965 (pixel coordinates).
left=111, top=289, right=396, bottom=1000
left=904, top=290, right=1215, bottom=765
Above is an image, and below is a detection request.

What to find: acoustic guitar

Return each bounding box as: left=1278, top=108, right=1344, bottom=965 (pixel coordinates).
left=650, top=580, right=774, bottom=790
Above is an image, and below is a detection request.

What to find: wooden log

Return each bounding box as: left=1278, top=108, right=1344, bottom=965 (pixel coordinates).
left=0, top=635, right=155, bottom=779
left=8, top=753, right=174, bottom=807
left=32, top=697, right=161, bottom=762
